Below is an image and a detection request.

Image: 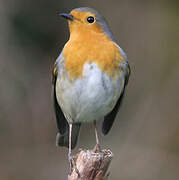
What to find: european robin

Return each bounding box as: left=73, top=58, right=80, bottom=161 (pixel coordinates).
left=52, top=7, right=130, bottom=173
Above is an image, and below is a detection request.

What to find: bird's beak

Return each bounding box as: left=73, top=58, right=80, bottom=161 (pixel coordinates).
left=59, top=13, right=74, bottom=21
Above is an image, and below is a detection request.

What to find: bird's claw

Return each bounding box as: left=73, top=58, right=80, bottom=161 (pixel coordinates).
left=93, top=143, right=101, bottom=152
left=69, top=155, right=81, bottom=178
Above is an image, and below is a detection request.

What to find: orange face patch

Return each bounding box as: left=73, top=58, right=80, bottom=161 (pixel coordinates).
left=63, top=10, right=125, bottom=79
left=68, top=11, right=103, bottom=35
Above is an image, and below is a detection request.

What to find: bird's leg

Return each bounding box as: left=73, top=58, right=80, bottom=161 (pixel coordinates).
left=68, top=123, right=73, bottom=174
left=68, top=124, right=80, bottom=178
left=93, top=120, right=101, bottom=152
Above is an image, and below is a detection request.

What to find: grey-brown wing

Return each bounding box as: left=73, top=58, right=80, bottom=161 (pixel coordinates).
left=52, top=62, right=68, bottom=135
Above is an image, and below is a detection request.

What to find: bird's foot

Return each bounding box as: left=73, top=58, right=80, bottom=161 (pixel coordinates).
left=93, top=143, right=101, bottom=152
left=69, top=155, right=81, bottom=178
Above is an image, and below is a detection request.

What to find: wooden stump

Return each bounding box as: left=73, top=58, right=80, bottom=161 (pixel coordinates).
left=68, top=149, right=113, bottom=180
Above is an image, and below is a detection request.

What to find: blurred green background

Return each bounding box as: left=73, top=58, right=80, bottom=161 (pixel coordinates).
left=0, top=0, right=179, bottom=179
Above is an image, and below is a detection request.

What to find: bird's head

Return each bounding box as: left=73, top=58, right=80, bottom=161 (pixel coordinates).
left=59, top=7, right=115, bottom=41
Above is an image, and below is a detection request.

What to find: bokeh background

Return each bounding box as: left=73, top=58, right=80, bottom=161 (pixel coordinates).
left=0, top=0, right=179, bottom=179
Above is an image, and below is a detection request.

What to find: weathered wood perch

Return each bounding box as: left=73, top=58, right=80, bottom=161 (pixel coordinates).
left=68, top=149, right=113, bottom=180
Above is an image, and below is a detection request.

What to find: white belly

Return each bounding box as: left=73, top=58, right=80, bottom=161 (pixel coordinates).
left=56, top=62, right=124, bottom=123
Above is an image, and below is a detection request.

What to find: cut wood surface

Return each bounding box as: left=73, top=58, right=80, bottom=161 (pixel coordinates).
left=68, top=149, right=113, bottom=180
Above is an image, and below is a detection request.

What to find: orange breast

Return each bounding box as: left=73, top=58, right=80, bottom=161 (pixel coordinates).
left=63, top=28, right=124, bottom=79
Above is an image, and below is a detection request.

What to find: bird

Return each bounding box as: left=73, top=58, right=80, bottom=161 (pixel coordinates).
left=52, top=7, right=130, bottom=173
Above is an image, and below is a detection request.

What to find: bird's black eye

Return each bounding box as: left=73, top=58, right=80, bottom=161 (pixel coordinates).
left=87, top=16, right=95, bottom=23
